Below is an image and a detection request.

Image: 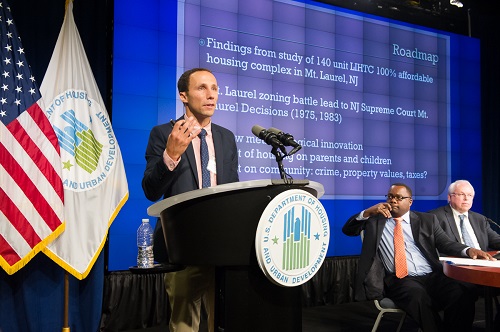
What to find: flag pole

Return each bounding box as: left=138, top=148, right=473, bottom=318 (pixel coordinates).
left=62, top=2, right=72, bottom=331
left=62, top=271, right=70, bottom=332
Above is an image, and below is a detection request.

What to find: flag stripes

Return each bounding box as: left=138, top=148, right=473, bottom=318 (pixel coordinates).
left=0, top=0, right=65, bottom=274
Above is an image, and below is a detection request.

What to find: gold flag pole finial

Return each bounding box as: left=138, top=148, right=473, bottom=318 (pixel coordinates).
left=65, top=0, right=74, bottom=11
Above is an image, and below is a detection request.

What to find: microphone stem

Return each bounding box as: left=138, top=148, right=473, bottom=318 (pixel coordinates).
left=271, top=146, right=287, bottom=180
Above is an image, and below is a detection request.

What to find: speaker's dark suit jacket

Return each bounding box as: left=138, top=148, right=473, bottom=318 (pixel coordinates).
left=342, top=210, right=469, bottom=302
left=142, top=119, right=239, bottom=261
left=428, top=205, right=500, bottom=251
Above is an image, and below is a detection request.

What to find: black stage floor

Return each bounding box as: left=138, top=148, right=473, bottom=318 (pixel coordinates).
left=123, top=297, right=492, bottom=332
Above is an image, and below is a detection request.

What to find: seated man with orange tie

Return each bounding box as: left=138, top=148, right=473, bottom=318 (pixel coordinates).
left=342, top=183, right=495, bottom=332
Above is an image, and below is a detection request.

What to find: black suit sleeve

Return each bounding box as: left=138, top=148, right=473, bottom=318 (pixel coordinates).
left=342, top=213, right=366, bottom=236
left=142, top=124, right=175, bottom=202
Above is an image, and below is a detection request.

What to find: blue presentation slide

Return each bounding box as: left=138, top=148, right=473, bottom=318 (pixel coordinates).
left=109, top=0, right=481, bottom=270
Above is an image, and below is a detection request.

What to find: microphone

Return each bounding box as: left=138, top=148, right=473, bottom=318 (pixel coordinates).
left=268, top=127, right=301, bottom=148
left=268, top=127, right=302, bottom=155
left=251, top=125, right=287, bottom=155
left=487, top=218, right=500, bottom=231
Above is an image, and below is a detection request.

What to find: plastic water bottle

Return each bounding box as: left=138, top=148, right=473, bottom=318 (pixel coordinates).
left=137, top=218, right=154, bottom=268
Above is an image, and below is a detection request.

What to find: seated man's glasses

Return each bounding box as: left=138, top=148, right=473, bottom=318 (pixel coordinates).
left=385, top=194, right=411, bottom=201
left=450, top=193, right=474, bottom=199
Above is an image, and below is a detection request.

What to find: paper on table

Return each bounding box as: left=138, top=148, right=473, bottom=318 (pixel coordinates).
left=439, top=256, right=500, bottom=268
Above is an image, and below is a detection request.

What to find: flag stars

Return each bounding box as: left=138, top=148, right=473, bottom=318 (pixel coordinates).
left=15, top=86, right=21, bottom=93
left=4, top=44, right=12, bottom=52
left=14, top=99, right=20, bottom=106
left=6, top=32, right=12, bottom=38
left=0, top=97, right=6, bottom=104
left=0, top=110, right=6, bottom=117
left=29, top=88, right=35, bottom=95
left=16, top=73, right=22, bottom=80
left=29, top=75, right=35, bottom=82
left=63, top=160, right=73, bottom=170
left=17, top=47, right=24, bottom=54
left=6, top=18, right=13, bottom=25
left=1, top=84, right=8, bottom=91
left=2, top=70, right=9, bottom=78
left=16, top=60, right=23, bottom=67
left=3, top=57, right=11, bottom=65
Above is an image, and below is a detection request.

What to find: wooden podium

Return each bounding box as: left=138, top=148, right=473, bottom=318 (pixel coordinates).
left=148, top=179, right=324, bottom=332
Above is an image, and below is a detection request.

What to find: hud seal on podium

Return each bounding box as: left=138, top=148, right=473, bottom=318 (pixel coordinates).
left=255, top=188, right=330, bottom=287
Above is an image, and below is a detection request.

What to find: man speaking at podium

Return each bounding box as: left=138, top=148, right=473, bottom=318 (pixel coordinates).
left=142, top=68, right=239, bottom=332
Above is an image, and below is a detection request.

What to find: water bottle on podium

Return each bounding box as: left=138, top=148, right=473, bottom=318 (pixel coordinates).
left=137, top=218, right=154, bottom=268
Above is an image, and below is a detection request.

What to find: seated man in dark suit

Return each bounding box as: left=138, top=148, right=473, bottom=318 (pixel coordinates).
left=342, top=182, right=495, bottom=332
left=428, top=179, right=500, bottom=329
left=428, top=179, right=500, bottom=251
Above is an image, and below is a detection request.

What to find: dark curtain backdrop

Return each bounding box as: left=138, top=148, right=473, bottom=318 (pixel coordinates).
left=1, top=0, right=499, bottom=331
left=469, top=1, right=500, bottom=221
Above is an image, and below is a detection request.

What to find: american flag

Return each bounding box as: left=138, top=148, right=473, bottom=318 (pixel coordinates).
left=0, top=1, right=64, bottom=274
